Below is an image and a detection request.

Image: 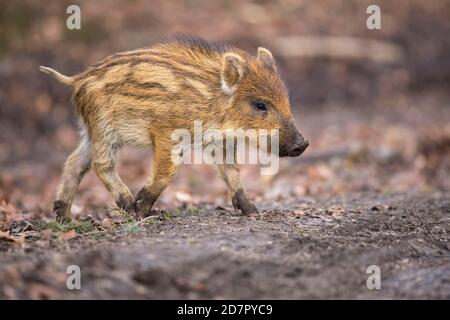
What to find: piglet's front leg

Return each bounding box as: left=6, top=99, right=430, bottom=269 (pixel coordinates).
left=134, top=142, right=178, bottom=219
left=216, top=164, right=259, bottom=215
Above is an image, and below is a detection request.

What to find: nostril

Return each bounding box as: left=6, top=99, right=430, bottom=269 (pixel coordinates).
left=291, top=146, right=302, bottom=153
left=286, top=138, right=309, bottom=156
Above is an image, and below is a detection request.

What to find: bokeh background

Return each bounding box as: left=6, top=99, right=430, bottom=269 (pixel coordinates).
left=1, top=0, right=449, bottom=221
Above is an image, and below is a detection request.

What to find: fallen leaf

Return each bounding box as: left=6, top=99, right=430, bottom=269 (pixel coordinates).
left=101, top=218, right=112, bottom=228
left=292, top=209, right=305, bottom=216
left=0, top=231, right=14, bottom=242
left=0, top=231, right=25, bottom=247
left=12, top=235, right=25, bottom=247
left=28, top=283, right=60, bottom=300
left=41, top=228, right=54, bottom=240
left=59, top=229, right=76, bottom=240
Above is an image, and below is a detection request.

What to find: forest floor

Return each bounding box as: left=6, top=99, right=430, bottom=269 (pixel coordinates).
left=0, top=192, right=449, bottom=299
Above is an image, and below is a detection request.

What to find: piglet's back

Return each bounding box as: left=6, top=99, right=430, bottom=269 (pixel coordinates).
left=71, top=40, right=228, bottom=117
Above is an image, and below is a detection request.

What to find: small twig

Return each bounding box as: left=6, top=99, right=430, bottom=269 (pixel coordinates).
left=125, top=215, right=158, bottom=229
left=19, top=221, right=33, bottom=233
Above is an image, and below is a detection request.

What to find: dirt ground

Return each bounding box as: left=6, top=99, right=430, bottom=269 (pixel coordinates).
left=0, top=192, right=449, bottom=299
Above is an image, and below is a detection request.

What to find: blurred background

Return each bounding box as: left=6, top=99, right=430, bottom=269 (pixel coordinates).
left=0, top=0, right=449, bottom=220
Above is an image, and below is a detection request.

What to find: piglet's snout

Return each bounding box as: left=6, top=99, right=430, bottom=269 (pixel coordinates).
left=286, top=133, right=309, bottom=157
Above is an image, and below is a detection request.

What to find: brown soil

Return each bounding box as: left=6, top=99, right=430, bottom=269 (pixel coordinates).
left=1, top=192, right=449, bottom=299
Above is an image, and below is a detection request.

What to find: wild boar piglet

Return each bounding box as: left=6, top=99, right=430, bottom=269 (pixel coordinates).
left=40, top=38, right=309, bottom=221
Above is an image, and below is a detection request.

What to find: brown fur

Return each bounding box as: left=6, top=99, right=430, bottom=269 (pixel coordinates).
left=40, top=38, right=307, bottom=221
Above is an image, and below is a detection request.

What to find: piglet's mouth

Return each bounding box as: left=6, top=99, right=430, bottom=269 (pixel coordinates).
left=279, top=139, right=310, bottom=157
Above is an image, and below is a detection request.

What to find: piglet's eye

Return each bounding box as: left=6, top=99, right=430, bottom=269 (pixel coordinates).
left=253, top=101, right=268, bottom=112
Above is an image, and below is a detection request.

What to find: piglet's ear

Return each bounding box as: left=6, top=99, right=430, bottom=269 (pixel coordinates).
left=257, top=47, right=276, bottom=72
left=221, top=53, right=244, bottom=95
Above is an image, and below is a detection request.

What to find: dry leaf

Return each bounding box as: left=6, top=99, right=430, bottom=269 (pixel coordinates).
left=0, top=231, right=14, bottom=242
left=41, top=228, right=54, bottom=240
left=102, top=218, right=112, bottom=228
left=12, top=235, right=25, bottom=247
left=0, top=231, right=25, bottom=247
left=59, top=229, right=76, bottom=240
left=28, top=283, right=60, bottom=300
left=292, top=209, right=306, bottom=216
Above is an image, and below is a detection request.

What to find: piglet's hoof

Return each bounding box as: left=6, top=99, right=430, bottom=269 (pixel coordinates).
left=54, top=200, right=71, bottom=223
left=116, top=194, right=135, bottom=214
left=134, top=189, right=158, bottom=219
left=134, top=202, right=156, bottom=220
left=232, top=190, right=259, bottom=215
